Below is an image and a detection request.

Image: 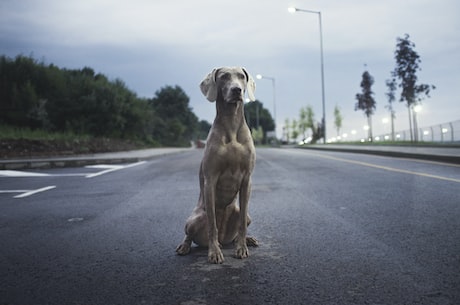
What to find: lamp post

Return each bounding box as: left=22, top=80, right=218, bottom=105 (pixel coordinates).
left=288, top=7, right=326, bottom=144
left=256, top=74, right=277, bottom=138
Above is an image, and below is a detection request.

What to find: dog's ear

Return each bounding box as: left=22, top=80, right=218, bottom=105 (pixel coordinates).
left=199, top=68, right=219, bottom=102
left=242, top=68, right=256, bottom=101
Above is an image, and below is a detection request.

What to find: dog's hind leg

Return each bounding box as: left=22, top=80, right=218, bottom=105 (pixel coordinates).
left=176, top=208, right=208, bottom=255
left=176, top=235, right=193, bottom=255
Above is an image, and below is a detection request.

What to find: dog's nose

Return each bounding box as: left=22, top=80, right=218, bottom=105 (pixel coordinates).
left=231, top=87, right=242, bottom=95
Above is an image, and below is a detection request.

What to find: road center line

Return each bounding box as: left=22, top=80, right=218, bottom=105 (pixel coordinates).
left=311, top=153, right=460, bottom=183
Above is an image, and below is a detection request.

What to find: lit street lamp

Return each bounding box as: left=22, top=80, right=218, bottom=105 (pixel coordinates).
left=288, top=7, right=327, bottom=144
left=256, top=74, right=277, bottom=137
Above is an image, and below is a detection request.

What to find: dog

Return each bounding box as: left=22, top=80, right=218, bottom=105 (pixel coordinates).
left=176, top=67, right=258, bottom=264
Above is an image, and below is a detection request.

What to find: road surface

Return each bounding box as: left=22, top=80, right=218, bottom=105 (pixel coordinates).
left=1, top=148, right=459, bottom=304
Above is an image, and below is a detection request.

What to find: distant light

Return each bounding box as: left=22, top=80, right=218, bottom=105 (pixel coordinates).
left=384, top=135, right=389, bottom=140
left=375, top=136, right=380, bottom=141
left=360, top=138, right=365, bottom=143
left=256, top=74, right=263, bottom=80
left=413, top=105, right=422, bottom=113
left=363, top=125, right=369, bottom=131
left=342, top=133, right=348, bottom=138
left=442, top=128, right=448, bottom=134
left=423, top=130, right=430, bottom=135
left=288, top=7, right=297, bottom=13
left=351, top=130, right=357, bottom=135
left=396, top=134, right=401, bottom=139
left=382, top=118, right=389, bottom=124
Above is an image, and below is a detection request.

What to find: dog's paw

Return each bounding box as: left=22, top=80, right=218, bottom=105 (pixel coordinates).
left=176, top=243, right=191, bottom=256
left=246, top=236, right=259, bottom=247
left=235, top=245, right=249, bottom=259
left=208, top=248, right=225, bottom=264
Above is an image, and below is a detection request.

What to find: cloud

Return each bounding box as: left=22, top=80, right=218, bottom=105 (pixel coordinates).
left=1, top=0, right=460, bottom=139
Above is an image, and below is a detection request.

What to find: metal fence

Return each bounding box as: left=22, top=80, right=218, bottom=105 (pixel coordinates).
left=374, top=120, right=460, bottom=143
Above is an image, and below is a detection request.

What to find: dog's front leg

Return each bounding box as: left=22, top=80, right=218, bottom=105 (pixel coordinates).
left=235, top=175, right=251, bottom=259
left=204, top=179, right=224, bottom=264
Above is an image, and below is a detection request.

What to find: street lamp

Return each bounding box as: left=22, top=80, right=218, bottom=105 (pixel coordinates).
left=288, top=7, right=327, bottom=144
left=256, top=74, right=277, bottom=138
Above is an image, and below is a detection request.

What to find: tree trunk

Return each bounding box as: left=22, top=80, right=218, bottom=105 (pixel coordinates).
left=367, top=115, right=373, bottom=142
left=407, top=106, right=413, bottom=142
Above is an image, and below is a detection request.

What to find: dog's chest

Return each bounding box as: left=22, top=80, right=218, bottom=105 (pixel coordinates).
left=214, top=142, right=254, bottom=199
left=216, top=141, right=254, bottom=168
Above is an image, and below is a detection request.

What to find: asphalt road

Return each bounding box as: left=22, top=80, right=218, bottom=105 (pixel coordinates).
left=1, top=148, right=459, bottom=305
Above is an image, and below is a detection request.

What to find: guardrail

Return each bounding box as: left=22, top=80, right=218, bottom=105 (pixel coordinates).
left=375, top=120, right=460, bottom=143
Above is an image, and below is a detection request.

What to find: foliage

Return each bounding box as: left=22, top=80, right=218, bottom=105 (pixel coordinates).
left=251, top=126, right=264, bottom=144
left=355, top=70, right=376, bottom=141
left=291, top=119, right=299, bottom=142
left=295, top=106, right=322, bottom=144
left=391, top=34, right=435, bottom=142
left=0, top=54, right=205, bottom=147
left=333, top=105, right=343, bottom=137
left=244, top=100, right=275, bottom=144
left=391, top=34, right=435, bottom=107
left=149, top=85, right=199, bottom=147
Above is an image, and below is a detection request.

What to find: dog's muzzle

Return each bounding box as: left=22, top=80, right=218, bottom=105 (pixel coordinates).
left=227, top=87, right=243, bottom=103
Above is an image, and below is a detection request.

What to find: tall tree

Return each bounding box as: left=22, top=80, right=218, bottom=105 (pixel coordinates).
left=391, top=34, right=435, bottom=142
left=333, top=105, right=343, bottom=138
left=385, top=78, right=397, bottom=141
left=355, top=70, right=376, bottom=141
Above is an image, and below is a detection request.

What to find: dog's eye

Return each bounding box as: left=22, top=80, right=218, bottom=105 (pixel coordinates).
left=237, top=73, right=245, bottom=80
left=220, top=72, right=231, bottom=80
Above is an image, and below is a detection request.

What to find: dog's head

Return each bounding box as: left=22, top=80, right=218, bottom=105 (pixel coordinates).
left=200, top=67, right=256, bottom=103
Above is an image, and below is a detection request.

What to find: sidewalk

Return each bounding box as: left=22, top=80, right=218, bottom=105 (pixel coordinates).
left=298, top=144, right=460, bottom=164
left=0, top=147, right=192, bottom=170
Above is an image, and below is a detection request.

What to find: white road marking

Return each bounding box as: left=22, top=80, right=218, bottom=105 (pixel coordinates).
left=0, top=161, right=147, bottom=179
left=0, top=161, right=146, bottom=198
left=85, top=161, right=146, bottom=178
left=0, top=170, right=50, bottom=177
left=0, top=186, right=57, bottom=199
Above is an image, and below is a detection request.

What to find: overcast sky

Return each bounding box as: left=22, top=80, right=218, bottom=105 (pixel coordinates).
left=1, top=0, right=459, bottom=141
